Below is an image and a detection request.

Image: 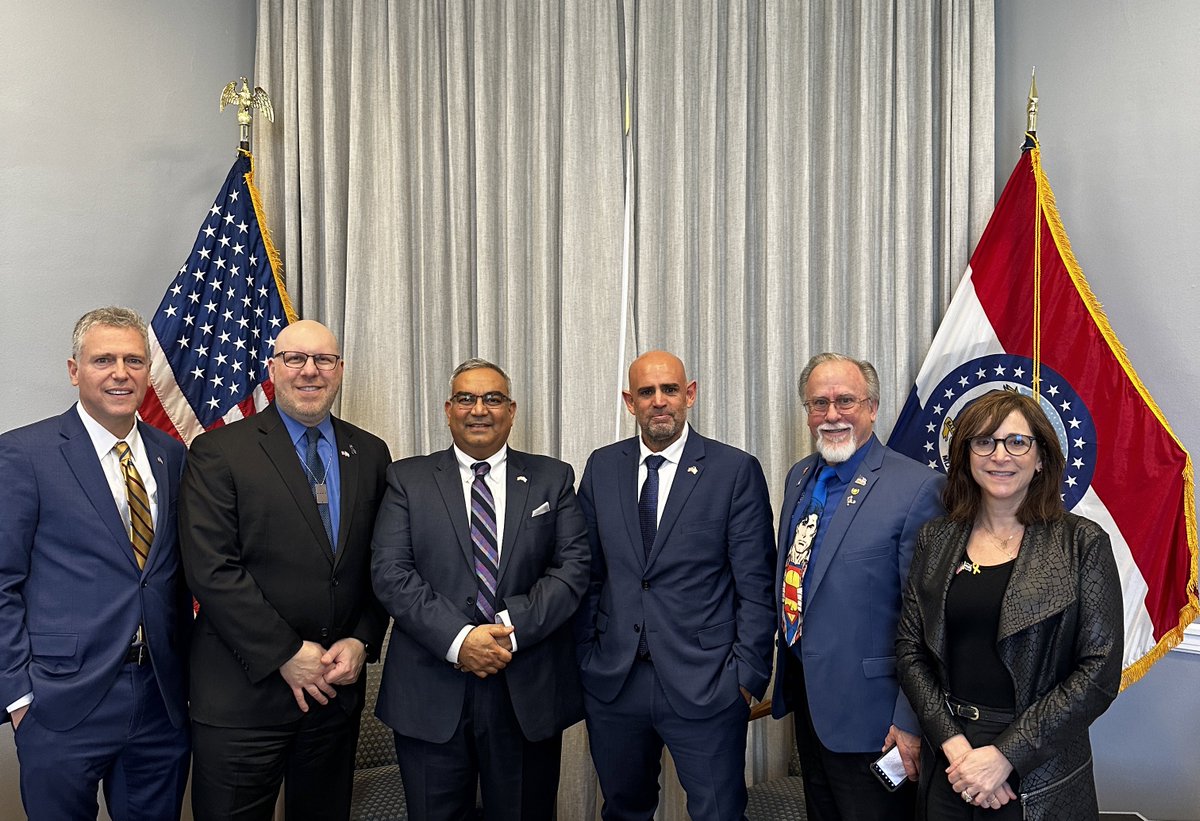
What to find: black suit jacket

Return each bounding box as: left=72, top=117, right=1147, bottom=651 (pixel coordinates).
left=180, top=403, right=391, bottom=726
left=371, top=446, right=590, bottom=743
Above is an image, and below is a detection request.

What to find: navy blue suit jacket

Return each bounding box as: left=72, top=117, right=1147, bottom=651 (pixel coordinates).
left=575, top=428, right=776, bottom=720
left=371, top=447, right=590, bottom=744
left=0, top=407, right=190, bottom=731
left=771, top=435, right=944, bottom=752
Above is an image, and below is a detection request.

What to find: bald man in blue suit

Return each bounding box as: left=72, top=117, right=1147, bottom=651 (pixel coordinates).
left=576, top=351, right=776, bottom=821
left=0, top=308, right=190, bottom=821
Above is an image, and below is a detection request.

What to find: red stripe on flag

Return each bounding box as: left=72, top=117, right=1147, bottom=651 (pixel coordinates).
left=969, top=151, right=1195, bottom=642
left=139, top=387, right=185, bottom=443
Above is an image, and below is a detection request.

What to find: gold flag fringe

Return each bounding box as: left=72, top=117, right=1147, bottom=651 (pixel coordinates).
left=1029, top=145, right=1199, bottom=691
left=240, top=148, right=298, bottom=325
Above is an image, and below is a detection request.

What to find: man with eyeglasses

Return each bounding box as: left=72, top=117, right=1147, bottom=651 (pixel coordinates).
left=0, top=307, right=190, bottom=820
left=770, top=352, right=945, bottom=821
left=180, top=319, right=392, bottom=821
left=370, top=358, right=590, bottom=821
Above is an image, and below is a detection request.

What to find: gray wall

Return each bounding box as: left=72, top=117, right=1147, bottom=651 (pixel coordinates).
left=996, top=2, right=1200, bottom=820
left=2, top=1, right=1197, bottom=820
left=0, top=1, right=257, bottom=817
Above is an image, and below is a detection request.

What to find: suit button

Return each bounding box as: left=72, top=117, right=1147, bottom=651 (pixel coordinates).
left=466, top=597, right=475, bottom=606
left=332, top=578, right=339, bottom=587
left=633, top=624, right=641, bottom=633
left=320, top=628, right=330, bottom=638
left=641, top=581, right=650, bottom=590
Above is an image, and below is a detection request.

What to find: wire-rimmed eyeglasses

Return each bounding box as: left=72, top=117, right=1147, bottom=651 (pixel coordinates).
left=803, top=395, right=871, bottom=415
left=450, top=391, right=511, bottom=408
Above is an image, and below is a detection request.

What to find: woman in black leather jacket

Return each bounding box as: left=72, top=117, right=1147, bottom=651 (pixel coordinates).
left=896, top=391, right=1122, bottom=820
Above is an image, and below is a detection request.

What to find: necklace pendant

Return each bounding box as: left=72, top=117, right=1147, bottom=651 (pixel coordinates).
left=314, top=483, right=329, bottom=505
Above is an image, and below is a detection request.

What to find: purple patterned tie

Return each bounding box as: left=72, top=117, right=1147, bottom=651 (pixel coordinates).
left=470, top=462, right=500, bottom=623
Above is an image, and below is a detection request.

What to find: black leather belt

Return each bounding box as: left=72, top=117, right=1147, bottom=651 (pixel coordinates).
left=946, top=695, right=1014, bottom=724
left=124, top=643, right=150, bottom=666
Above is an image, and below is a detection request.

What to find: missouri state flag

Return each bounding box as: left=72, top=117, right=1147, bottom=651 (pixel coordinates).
left=889, top=143, right=1198, bottom=689
left=139, top=150, right=297, bottom=445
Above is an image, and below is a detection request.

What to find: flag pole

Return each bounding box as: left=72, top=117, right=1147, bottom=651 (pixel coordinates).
left=1026, top=69, right=1044, bottom=397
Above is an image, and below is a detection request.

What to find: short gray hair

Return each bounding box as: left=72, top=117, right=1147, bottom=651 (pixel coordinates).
left=449, top=358, right=512, bottom=397
left=72, top=307, right=149, bottom=360
left=797, top=352, right=880, bottom=405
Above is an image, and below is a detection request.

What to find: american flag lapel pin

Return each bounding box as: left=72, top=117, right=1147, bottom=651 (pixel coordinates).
left=517, top=475, right=528, bottom=483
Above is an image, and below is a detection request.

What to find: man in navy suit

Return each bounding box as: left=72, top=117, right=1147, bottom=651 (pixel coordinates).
left=576, top=350, right=776, bottom=821
left=0, top=307, right=191, bottom=820
left=771, top=353, right=945, bottom=821
left=371, top=358, right=590, bottom=821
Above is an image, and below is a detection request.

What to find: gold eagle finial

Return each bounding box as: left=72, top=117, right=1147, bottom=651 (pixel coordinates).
left=220, top=78, right=274, bottom=149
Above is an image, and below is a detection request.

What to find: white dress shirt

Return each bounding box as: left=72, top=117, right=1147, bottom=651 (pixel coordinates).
left=636, top=423, right=691, bottom=524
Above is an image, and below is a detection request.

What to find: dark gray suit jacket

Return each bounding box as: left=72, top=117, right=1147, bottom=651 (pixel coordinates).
left=371, top=446, right=590, bottom=743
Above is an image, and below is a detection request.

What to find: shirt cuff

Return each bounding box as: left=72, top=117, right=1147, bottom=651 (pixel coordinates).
left=446, top=625, right=473, bottom=664
left=6, top=693, right=33, bottom=714
left=497, top=610, right=517, bottom=652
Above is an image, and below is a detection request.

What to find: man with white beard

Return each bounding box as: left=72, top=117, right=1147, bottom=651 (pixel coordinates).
left=770, top=353, right=945, bottom=821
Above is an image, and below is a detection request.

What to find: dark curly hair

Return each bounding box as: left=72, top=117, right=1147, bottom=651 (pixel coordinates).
left=944, top=390, right=1066, bottom=525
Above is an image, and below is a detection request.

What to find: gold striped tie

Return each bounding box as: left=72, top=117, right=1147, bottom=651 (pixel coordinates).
left=115, top=442, right=154, bottom=569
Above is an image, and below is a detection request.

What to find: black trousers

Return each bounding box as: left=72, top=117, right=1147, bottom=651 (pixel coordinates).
left=393, top=672, right=563, bottom=821
left=786, top=649, right=916, bottom=821
left=924, top=714, right=1022, bottom=821
left=191, top=701, right=360, bottom=821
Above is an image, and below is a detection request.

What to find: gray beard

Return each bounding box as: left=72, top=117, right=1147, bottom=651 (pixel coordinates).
left=816, top=433, right=857, bottom=464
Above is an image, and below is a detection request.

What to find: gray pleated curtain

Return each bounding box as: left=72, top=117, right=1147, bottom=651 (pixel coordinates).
left=253, top=1, right=994, bottom=818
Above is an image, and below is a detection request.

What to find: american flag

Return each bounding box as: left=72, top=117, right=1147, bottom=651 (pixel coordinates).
left=140, top=151, right=297, bottom=444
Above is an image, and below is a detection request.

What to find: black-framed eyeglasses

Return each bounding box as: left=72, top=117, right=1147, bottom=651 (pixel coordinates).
left=968, top=433, right=1037, bottom=457
left=275, top=351, right=341, bottom=371
left=450, top=391, right=511, bottom=408
left=803, top=395, right=871, bottom=415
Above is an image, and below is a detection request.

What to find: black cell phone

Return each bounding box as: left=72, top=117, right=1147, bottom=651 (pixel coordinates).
left=871, top=745, right=908, bottom=791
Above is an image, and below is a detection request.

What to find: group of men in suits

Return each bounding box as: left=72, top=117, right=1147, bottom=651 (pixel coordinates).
left=1, top=306, right=942, bottom=821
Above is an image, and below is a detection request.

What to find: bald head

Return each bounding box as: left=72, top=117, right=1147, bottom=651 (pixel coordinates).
left=268, top=320, right=344, bottom=426
left=274, top=319, right=339, bottom=355
left=623, top=350, right=696, bottom=451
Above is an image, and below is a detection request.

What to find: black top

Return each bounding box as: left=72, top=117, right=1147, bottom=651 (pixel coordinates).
left=945, top=556, right=1017, bottom=709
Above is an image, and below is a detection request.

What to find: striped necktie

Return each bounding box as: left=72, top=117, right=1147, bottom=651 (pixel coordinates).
left=114, top=441, right=154, bottom=569
left=470, top=462, right=500, bottom=624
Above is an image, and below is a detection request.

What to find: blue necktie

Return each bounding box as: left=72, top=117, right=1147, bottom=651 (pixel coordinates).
left=305, top=427, right=334, bottom=548
left=636, top=455, right=665, bottom=659
left=638, top=455, right=666, bottom=560
left=470, top=462, right=500, bottom=624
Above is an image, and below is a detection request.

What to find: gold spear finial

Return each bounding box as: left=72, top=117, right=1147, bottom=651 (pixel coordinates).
left=1022, top=67, right=1039, bottom=150
left=220, top=78, right=274, bottom=151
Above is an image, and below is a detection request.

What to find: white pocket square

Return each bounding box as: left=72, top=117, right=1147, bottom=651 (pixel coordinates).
left=531, top=502, right=551, bottom=517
